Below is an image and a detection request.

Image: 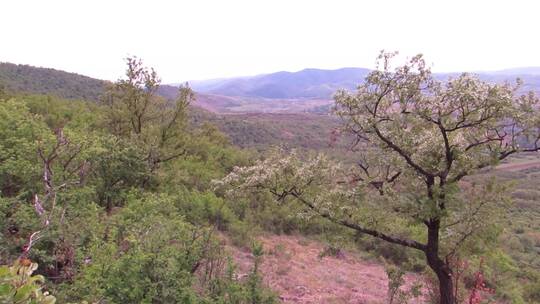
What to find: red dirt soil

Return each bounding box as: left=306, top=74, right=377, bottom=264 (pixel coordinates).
left=226, top=234, right=426, bottom=304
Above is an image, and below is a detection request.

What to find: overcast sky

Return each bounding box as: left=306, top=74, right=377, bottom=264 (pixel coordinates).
left=1, top=0, right=539, bottom=83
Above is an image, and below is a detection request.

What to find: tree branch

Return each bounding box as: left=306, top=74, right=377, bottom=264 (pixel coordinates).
left=373, top=126, right=433, bottom=178
left=270, top=190, right=427, bottom=251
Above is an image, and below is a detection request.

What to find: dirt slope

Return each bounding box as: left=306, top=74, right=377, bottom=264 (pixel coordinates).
left=496, top=159, right=540, bottom=172
left=226, top=235, right=426, bottom=304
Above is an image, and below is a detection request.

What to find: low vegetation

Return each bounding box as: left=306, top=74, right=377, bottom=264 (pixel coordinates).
left=1, top=53, right=540, bottom=304
left=216, top=52, right=540, bottom=303
left=0, top=58, right=276, bottom=303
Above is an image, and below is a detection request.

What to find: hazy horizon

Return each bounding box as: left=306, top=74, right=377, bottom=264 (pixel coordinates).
left=2, top=0, right=539, bottom=83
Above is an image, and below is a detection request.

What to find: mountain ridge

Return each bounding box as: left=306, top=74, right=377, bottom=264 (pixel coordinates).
left=477, top=66, right=540, bottom=75
left=188, top=67, right=371, bottom=99
left=0, top=62, right=109, bottom=101
left=184, top=66, right=540, bottom=100
left=2, top=61, right=540, bottom=114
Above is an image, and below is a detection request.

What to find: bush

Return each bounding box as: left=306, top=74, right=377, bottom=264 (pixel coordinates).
left=62, top=194, right=208, bottom=303
left=0, top=259, right=56, bottom=304
left=524, top=280, right=540, bottom=303
left=385, top=264, right=422, bottom=304
left=204, top=243, right=277, bottom=304
left=229, top=221, right=256, bottom=248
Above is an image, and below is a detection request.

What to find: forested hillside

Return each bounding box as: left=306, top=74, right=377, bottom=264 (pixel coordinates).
left=1, top=57, right=540, bottom=304
left=0, top=62, right=108, bottom=101
left=0, top=58, right=281, bottom=303
left=4, top=61, right=540, bottom=115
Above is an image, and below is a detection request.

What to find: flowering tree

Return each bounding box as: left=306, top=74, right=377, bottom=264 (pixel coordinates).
left=215, top=52, right=540, bottom=304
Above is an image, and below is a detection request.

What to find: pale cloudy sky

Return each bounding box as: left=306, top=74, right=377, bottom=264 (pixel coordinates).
left=1, top=0, right=539, bottom=83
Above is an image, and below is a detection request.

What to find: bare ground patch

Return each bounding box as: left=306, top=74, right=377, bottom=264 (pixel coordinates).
left=225, top=234, right=426, bottom=304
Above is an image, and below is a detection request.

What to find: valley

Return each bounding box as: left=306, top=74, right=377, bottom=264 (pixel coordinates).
left=3, top=1, right=540, bottom=303
left=1, top=60, right=540, bottom=303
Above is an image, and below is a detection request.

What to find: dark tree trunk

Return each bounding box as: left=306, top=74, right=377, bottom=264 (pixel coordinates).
left=426, top=220, right=455, bottom=304
left=427, top=254, right=454, bottom=304
left=436, top=266, right=454, bottom=304
left=106, top=196, right=113, bottom=214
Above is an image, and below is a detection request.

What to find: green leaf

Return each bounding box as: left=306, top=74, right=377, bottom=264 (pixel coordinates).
left=13, top=284, right=33, bottom=302
left=0, top=266, right=10, bottom=277
left=27, top=275, right=45, bottom=285
left=0, top=283, right=13, bottom=296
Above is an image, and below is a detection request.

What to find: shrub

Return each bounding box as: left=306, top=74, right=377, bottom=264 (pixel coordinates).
left=0, top=259, right=56, bottom=304
left=385, top=264, right=422, bottom=304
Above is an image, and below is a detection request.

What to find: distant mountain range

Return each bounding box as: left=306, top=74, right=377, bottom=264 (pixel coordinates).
left=187, top=67, right=540, bottom=100
left=478, top=67, right=540, bottom=76
left=2, top=61, right=540, bottom=113
left=188, top=67, right=371, bottom=99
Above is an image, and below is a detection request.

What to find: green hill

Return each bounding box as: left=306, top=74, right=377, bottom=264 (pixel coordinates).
left=0, top=62, right=109, bottom=100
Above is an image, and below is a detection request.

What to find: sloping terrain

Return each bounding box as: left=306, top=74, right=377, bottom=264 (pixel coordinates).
left=3, top=61, right=540, bottom=302
left=470, top=153, right=540, bottom=272
left=189, top=67, right=540, bottom=101
left=190, top=111, right=349, bottom=152
left=0, top=62, right=182, bottom=103
left=194, top=94, right=333, bottom=113
left=3, top=61, right=540, bottom=114
left=481, top=67, right=540, bottom=76
left=191, top=68, right=370, bottom=99
left=227, top=235, right=425, bottom=304
left=0, top=62, right=109, bottom=101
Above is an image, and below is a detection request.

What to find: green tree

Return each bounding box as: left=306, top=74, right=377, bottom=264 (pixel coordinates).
left=0, top=99, right=52, bottom=197
left=216, top=52, right=540, bottom=304
left=101, top=57, right=194, bottom=174
left=1, top=73, right=268, bottom=303
left=89, top=135, right=152, bottom=211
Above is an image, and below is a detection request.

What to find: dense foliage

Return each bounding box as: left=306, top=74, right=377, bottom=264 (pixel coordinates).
left=2, top=54, right=540, bottom=303
left=0, top=259, right=56, bottom=304
left=0, top=59, right=276, bottom=303
left=0, top=63, right=108, bottom=101
left=217, top=52, right=540, bottom=304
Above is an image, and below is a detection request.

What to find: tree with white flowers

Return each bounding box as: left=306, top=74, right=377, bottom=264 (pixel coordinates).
left=215, top=52, right=540, bottom=304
